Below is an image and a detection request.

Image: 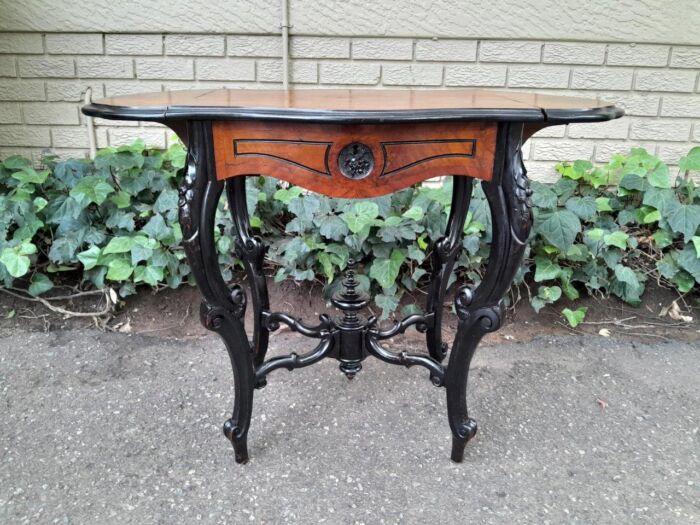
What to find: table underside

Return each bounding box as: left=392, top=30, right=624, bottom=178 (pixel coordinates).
left=177, top=118, right=533, bottom=463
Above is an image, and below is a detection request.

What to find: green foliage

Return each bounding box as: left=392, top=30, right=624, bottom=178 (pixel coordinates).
left=1, top=143, right=699, bottom=320
left=0, top=140, right=192, bottom=298
left=529, top=147, right=700, bottom=307
left=562, top=307, right=587, bottom=328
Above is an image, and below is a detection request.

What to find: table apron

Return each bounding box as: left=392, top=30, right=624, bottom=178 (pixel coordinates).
left=212, top=120, right=498, bottom=198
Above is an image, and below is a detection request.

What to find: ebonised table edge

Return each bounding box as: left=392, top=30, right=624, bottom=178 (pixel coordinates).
left=81, top=103, right=624, bottom=125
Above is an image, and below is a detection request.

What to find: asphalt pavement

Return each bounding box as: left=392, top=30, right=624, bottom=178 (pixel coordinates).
left=0, top=328, right=698, bottom=524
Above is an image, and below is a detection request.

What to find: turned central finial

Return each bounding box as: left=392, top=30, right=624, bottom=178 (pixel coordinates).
left=343, top=259, right=358, bottom=297
left=331, top=259, right=369, bottom=318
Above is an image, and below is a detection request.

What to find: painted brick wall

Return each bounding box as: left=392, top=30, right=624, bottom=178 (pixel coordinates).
left=0, top=32, right=698, bottom=180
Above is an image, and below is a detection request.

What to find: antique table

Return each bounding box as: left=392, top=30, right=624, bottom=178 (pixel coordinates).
left=82, top=89, right=623, bottom=463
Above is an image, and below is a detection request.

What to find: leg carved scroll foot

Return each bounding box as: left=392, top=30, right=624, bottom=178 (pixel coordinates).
left=446, top=288, right=503, bottom=462
left=451, top=418, right=478, bottom=462
left=445, top=123, right=532, bottom=462
left=179, top=121, right=257, bottom=463
left=223, top=418, right=250, bottom=464
left=200, top=298, right=255, bottom=464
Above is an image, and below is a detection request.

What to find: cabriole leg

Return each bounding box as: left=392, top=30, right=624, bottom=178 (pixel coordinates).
left=179, top=121, right=255, bottom=463
left=446, top=123, right=533, bottom=462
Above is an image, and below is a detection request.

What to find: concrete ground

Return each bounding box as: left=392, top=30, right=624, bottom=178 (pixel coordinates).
left=0, top=327, right=698, bottom=524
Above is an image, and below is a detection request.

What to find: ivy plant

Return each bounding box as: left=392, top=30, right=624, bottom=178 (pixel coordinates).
left=1, top=142, right=698, bottom=325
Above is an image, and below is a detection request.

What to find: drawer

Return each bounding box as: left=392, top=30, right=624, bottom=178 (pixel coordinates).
left=213, top=120, right=497, bottom=198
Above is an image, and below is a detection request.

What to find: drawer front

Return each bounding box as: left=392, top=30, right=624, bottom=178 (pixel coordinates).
left=213, top=120, right=497, bottom=198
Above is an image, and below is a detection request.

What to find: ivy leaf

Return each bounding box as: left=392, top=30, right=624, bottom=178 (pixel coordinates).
left=105, top=211, right=135, bottom=232
left=3, top=155, right=31, bottom=170
left=677, top=244, right=700, bottom=283
left=142, top=214, right=171, bottom=241
left=102, top=236, right=134, bottom=255
left=326, top=243, right=349, bottom=270
left=77, top=246, right=101, bottom=270
left=249, top=215, right=262, bottom=229
left=611, top=264, right=644, bottom=305
left=531, top=285, right=562, bottom=312
left=53, top=158, right=89, bottom=188
left=134, top=264, right=164, bottom=286
left=403, top=205, right=424, bottom=221
left=595, top=197, right=613, bottom=212
left=95, top=148, right=144, bottom=171
left=369, top=249, right=405, bottom=288
left=106, top=258, right=134, bottom=281
left=164, top=142, right=187, bottom=169
left=559, top=269, right=580, bottom=300
left=585, top=228, right=605, bottom=241
left=539, top=285, right=562, bottom=302
left=0, top=246, right=32, bottom=277
left=641, top=210, right=661, bottom=224
left=33, top=196, right=48, bottom=211
left=341, top=201, right=380, bottom=234
left=672, top=270, right=695, bottom=293
left=562, top=307, right=587, bottom=328
left=642, top=187, right=680, bottom=216
left=647, top=162, right=671, bottom=188
left=407, top=244, right=425, bottom=264
left=131, top=243, right=153, bottom=266
left=48, top=235, right=81, bottom=263
left=619, top=173, right=646, bottom=192
left=28, top=273, right=54, bottom=296
left=110, top=190, right=131, bottom=209
left=377, top=216, right=418, bottom=242
left=652, top=230, right=673, bottom=249
left=536, top=210, right=581, bottom=252
left=154, top=188, right=177, bottom=211
left=318, top=215, right=349, bottom=241
left=317, top=252, right=335, bottom=281
left=288, top=194, right=320, bottom=224
left=119, top=282, right=137, bottom=297
left=564, top=244, right=590, bottom=263
left=679, top=146, right=700, bottom=173
left=273, top=186, right=303, bottom=204
left=530, top=181, right=558, bottom=209
left=69, top=176, right=114, bottom=206
left=565, top=196, right=597, bottom=220
left=552, top=178, right=577, bottom=200
left=666, top=204, right=700, bottom=241
left=603, top=231, right=629, bottom=250
left=656, top=253, right=679, bottom=279
left=534, top=255, right=561, bottom=282
left=12, top=167, right=49, bottom=185
left=375, top=290, right=400, bottom=320
left=13, top=219, right=43, bottom=242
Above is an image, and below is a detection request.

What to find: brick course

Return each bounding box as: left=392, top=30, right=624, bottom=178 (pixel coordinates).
left=480, top=41, right=542, bottom=63
left=46, top=34, right=103, bottom=55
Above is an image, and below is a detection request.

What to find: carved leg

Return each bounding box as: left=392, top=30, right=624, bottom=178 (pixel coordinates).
left=446, top=123, right=532, bottom=462
left=179, top=121, right=255, bottom=463
left=425, top=176, right=474, bottom=361
left=226, top=177, right=271, bottom=372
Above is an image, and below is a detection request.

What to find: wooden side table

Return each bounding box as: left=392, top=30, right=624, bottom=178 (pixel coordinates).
left=83, top=89, right=623, bottom=463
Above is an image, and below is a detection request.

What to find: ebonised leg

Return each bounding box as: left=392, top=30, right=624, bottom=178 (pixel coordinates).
left=226, top=177, right=271, bottom=372
left=425, top=176, right=473, bottom=362
left=446, top=123, right=533, bottom=462
left=179, top=121, right=255, bottom=463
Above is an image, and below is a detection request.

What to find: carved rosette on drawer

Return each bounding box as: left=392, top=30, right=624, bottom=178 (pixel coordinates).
left=213, top=121, right=497, bottom=198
